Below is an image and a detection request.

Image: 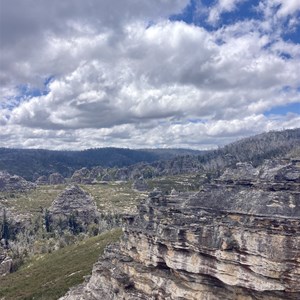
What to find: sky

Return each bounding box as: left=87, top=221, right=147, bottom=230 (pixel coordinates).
left=0, top=0, right=299, bottom=150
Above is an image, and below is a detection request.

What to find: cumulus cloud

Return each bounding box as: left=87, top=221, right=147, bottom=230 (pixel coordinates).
left=271, top=0, right=300, bottom=17
left=208, top=0, right=245, bottom=25
left=0, top=0, right=299, bottom=149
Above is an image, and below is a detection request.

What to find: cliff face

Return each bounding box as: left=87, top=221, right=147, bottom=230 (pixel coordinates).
left=61, top=158, right=300, bottom=300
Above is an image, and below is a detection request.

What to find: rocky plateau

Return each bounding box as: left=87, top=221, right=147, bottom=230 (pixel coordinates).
left=61, top=157, right=300, bottom=300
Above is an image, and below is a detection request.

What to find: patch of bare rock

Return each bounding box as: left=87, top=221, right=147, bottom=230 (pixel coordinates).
left=0, top=171, right=36, bottom=192
left=0, top=247, right=12, bottom=276
left=48, top=184, right=98, bottom=230
left=36, top=172, right=66, bottom=185
left=61, top=158, right=300, bottom=300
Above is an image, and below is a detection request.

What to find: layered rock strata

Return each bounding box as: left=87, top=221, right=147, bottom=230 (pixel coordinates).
left=62, top=159, right=300, bottom=300
left=49, top=185, right=98, bottom=229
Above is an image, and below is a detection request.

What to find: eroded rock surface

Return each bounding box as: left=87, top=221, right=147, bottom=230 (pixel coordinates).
left=61, top=159, right=300, bottom=300
left=49, top=172, right=66, bottom=185
left=0, top=171, right=36, bottom=192
left=36, top=175, right=49, bottom=185
left=71, top=168, right=93, bottom=184
left=132, top=177, right=149, bottom=192
left=49, top=185, right=98, bottom=229
left=0, top=249, right=12, bottom=276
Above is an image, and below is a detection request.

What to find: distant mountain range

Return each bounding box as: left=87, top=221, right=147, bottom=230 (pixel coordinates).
left=0, top=128, right=299, bottom=181
left=0, top=147, right=203, bottom=180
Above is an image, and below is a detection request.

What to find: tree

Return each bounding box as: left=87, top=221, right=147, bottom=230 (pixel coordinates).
left=1, top=209, right=10, bottom=245
left=44, top=209, right=52, bottom=233
left=68, top=213, right=81, bottom=235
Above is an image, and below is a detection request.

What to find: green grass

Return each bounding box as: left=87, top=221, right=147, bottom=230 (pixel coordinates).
left=0, top=175, right=203, bottom=217
left=0, top=228, right=122, bottom=300
left=0, top=185, right=65, bottom=215
left=82, top=181, right=145, bottom=214
left=0, top=182, right=144, bottom=216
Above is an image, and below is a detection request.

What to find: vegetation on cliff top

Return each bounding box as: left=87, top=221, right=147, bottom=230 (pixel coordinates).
left=0, top=229, right=122, bottom=300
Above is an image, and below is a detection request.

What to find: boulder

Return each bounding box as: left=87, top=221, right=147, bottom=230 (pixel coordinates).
left=36, top=175, right=49, bottom=185
left=70, top=168, right=91, bottom=184
left=132, top=178, right=149, bottom=192
left=49, top=173, right=66, bottom=185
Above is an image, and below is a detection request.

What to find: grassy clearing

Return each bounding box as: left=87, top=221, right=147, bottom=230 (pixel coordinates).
left=0, top=228, right=122, bottom=300
left=83, top=181, right=145, bottom=214
left=0, top=182, right=144, bottom=216
left=0, top=174, right=202, bottom=217
left=0, top=185, right=65, bottom=215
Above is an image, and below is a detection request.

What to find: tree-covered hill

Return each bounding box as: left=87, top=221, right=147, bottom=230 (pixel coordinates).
left=0, top=128, right=299, bottom=181
left=153, top=128, right=300, bottom=176
left=0, top=147, right=202, bottom=180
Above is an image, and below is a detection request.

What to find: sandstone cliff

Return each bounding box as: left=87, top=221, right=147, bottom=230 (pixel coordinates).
left=61, top=158, right=300, bottom=300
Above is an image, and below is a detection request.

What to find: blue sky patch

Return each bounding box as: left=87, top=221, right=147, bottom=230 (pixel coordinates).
left=264, top=102, right=300, bottom=116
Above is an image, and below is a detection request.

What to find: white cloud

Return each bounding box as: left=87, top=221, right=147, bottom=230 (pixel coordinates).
left=272, top=0, right=300, bottom=17
left=2, top=113, right=299, bottom=150
left=0, top=0, right=299, bottom=150
left=208, top=0, right=245, bottom=25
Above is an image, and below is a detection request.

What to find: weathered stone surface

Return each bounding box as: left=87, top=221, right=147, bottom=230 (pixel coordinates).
left=220, top=162, right=259, bottom=184
left=89, top=167, right=105, bottom=181
left=36, top=175, right=49, bottom=185
left=0, top=171, right=36, bottom=192
left=0, top=247, right=12, bottom=276
left=132, top=178, right=149, bottom=192
left=49, top=185, right=98, bottom=228
left=49, top=172, right=66, bottom=185
left=71, top=168, right=92, bottom=184
left=114, top=168, right=130, bottom=181
left=61, top=159, right=300, bottom=300
left=101, top=173, right=113, bottom=182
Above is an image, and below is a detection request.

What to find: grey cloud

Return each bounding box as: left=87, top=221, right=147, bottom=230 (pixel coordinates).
left=1, top=0, right=300, bottom=149
left=1, top=112, right=300, bottom=150
left=0, top=0, right=188, bottom=89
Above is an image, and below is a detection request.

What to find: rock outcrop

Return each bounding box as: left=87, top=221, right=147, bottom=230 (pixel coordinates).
left=70, top=168, right=92, bottom=184
left=132, top=177, right=149, bottom=192
left=36, top=175, right=49, bottom=185
left=49, top=185, right=98, bottom=230
left=49, top=172, right=66, bottom=185
left=0, top=247, right=12, bottom=276
left=0, top=171, right=36, bottom=192
left=61, top=159, right=300, bottom=300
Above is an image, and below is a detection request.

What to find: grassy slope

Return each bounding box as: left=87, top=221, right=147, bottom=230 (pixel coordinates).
left=0, top=229, right=122, bottom=300
left=0, top=185, right=65, bottom=215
